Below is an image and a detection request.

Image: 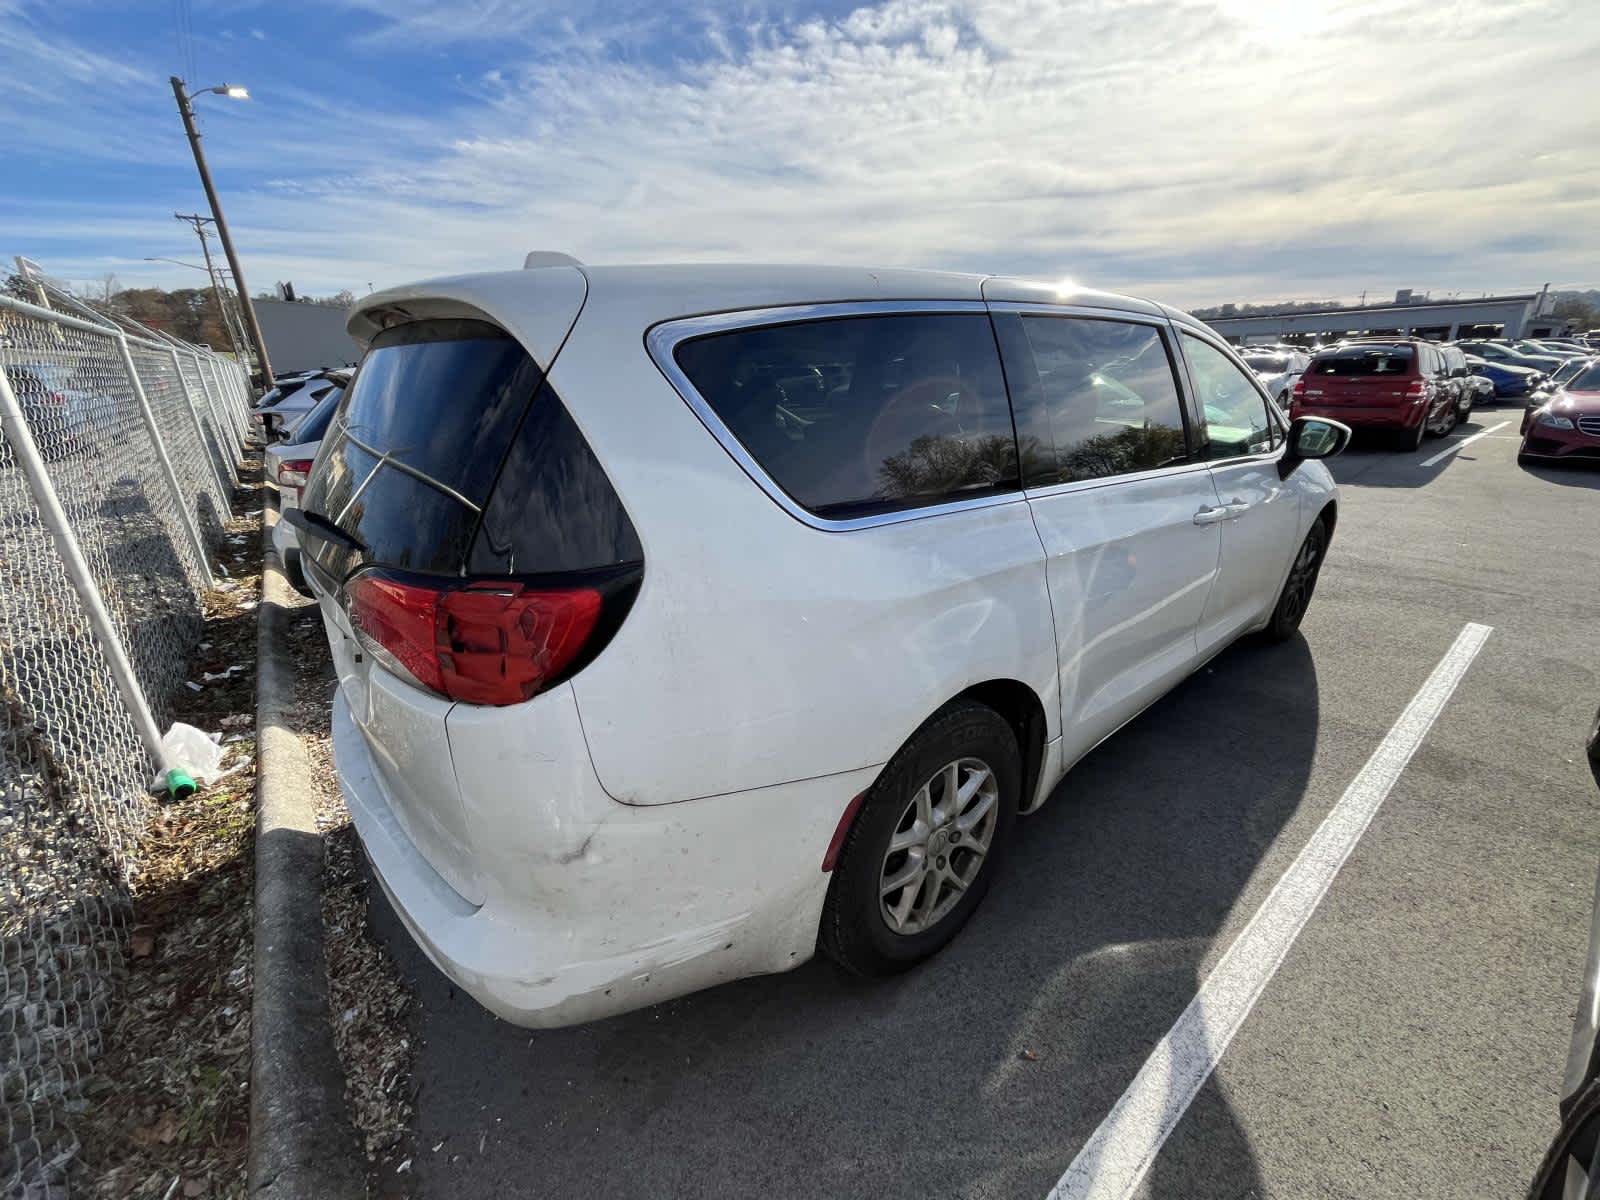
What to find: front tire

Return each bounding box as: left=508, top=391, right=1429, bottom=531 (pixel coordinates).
left=820, top=701, right=1020, bottom=977
left=1262, top=517, right=1328, bottom=643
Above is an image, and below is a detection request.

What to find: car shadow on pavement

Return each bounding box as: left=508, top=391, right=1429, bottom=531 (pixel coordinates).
left=1326, top=416, right=1503, bottom=489
left=364, top=634, right=1323, bottom=1200
left=1518, top=460, right=1600, bottom=490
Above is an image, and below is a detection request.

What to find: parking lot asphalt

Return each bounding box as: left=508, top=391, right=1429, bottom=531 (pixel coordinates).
left=363, top=406, right=1600, bottom=1200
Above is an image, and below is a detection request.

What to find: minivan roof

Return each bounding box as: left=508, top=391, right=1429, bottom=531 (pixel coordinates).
left=347, top=263, right=1183, bottom=355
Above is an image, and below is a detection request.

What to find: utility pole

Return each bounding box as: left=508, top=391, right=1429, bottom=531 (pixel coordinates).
left=174, top=212, right=248, bottom=362
left=169, top=76, right=274, bottom=385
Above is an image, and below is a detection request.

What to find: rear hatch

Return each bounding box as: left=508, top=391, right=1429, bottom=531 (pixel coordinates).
left=1299, top=344, right=1418, bottom=408
left=294, top=296, right=644, bottom=905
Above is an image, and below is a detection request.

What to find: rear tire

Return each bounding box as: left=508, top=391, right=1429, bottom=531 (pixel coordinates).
left=1528, top=1077, right=1600, bottom=1200
left=1400, top=414, right=1427, bottom=451
left=1262, top=517, right=1328, bottom=643
left=820, top=701, right=1020, bottom=977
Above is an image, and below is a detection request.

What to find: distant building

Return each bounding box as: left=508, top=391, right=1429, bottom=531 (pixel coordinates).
left=1205, top=289, right=1568, bottom=346
left=254, top=296, right=360, bottom=373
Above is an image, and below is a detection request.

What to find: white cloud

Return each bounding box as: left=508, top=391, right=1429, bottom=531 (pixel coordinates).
left=4, top=0, right=1599, bottom=304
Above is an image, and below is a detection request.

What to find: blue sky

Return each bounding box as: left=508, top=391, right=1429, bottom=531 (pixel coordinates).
left=2, top=0, right=1596, bottom=308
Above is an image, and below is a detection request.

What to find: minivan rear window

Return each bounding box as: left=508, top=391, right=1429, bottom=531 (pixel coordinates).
left=673, top=313, right=1018, bottom=520
left=1309, top=346, right=1414, bottom=376
left=300, top=317, right=639, bottom=582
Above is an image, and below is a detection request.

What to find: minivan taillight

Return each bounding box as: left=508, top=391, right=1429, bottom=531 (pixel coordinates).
left=1403, top=379, right=1427, bottom=400
left=348, top=572, right=604, bottom=706
left=1292, top=379, right=1308, bottom=397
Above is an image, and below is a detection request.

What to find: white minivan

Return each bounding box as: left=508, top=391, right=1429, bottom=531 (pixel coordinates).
left=288, top=262, right=1349, bottom=1027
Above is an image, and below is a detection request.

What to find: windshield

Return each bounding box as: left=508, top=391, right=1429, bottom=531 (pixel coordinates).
left=1568, top=362, right=1600, bottom=391
left=1551, top=359, right=1589, bottom=384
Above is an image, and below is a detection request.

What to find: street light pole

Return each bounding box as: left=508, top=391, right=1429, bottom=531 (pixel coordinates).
left=169, top=76, right=274, bottom=385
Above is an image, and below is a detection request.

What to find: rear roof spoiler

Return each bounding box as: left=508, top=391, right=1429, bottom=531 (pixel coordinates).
left=524, top=251, right=583, bottom=270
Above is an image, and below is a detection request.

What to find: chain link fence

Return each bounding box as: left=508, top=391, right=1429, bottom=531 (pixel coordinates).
left=0, top=282, right=252, bottom=1197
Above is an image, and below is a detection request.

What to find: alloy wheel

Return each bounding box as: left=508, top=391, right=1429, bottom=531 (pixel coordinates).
left=1280, top=528, right=1325, bottom=626
left=878, top=757, right=999, bottom=936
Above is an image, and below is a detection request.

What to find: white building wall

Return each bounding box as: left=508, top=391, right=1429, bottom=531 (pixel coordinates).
left=255, top=297, right=360, bottom=374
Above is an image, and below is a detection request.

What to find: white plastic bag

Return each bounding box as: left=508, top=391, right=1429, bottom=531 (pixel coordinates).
left=152, top=722, right=226, bottom=789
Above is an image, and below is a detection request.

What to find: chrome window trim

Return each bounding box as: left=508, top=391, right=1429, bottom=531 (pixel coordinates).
left=982, top=301, right=1171, bottom=328
left=1021, top=458, right=1214, bottom=501
left=645, top=300, right=1022, bottom=533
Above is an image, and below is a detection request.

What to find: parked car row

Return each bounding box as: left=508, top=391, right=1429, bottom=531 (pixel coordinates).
left=265, top=382, right=344, bottom=588
left=253, top=366, right=351, bottom=438
left=1269, top=333, right=1597, bottom=463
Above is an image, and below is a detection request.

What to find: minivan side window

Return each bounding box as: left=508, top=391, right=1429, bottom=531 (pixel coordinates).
left=1180, top=332, right=1281, bottom=459
left=673, top=313, right=1018, bottom=520
left=991, top=314, right=1190, bottom=487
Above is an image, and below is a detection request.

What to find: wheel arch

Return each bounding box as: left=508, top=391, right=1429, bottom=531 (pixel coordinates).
left=1317, top=497, right=1338, bottom=541
left=949, top=679, right=1048, bottom=815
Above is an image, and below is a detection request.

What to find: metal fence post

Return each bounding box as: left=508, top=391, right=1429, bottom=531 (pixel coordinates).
left=203, top=355, right=242, bottom=447
left=114, top=334, right=216, bottom=590
left=169, top=345, right=233, bottom=501
left=194, top=351, right=243, bottom=457
left=209, top=354, right=246, bottom=445
left=0, top=367, right=171, bottom=774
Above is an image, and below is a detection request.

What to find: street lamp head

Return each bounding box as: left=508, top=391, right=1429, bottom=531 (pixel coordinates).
left=215, top=84, right=249, bottom=99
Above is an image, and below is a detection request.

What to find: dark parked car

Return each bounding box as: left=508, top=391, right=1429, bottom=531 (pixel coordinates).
left=1437, top=343, right=1477, bottom=422
left=1519, top=360, right=1600, bottom=461
left=1456, top=339, right=1569, bottom=374
left=1291, top=338, right=1457, bottom=451
left=1465, top=355, right=1544, bottom=398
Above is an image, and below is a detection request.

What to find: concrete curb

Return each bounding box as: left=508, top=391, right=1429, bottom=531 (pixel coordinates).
left=248, top=500, right=364, bottom=1199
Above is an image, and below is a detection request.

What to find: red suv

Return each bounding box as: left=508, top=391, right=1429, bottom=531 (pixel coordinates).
left=1291, top=338, right=1457, bottom=451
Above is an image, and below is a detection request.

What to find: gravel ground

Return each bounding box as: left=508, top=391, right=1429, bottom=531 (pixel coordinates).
left=77, top=458, right=264, bottom=1199
left=281, top=542, right=418, bottom=1197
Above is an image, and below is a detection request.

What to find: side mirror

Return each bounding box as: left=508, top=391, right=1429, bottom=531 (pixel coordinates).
left=1278, top=416, right=1351, bottom=479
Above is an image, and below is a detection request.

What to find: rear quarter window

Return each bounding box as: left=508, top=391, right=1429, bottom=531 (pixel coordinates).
left=672, top=312, right=1018, bottom=520
left=301, top=317, right=639, bottom=580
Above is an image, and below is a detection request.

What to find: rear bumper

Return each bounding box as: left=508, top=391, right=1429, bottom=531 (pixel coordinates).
left=1292, top=402, right=1420, bottom=429
left=333, top=689, right=881, bottom=1027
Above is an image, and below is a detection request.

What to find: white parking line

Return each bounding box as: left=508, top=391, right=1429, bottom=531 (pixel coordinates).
left=1047, top=621, right=1493, bottom=1200
left=1419, top=421, right=1511, bottom=468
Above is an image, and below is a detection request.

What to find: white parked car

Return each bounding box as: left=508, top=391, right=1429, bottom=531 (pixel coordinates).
left=261, top=370, right=348, bottom=439
left=288, top=262, right=1348, bottom=1027
left=1239, top=347, right=1310, bottom=408
left=265, top=384, right=342, bottom=587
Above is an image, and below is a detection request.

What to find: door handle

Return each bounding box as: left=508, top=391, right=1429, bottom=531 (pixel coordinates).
left=1194, top=506, right=1229, bottom=526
